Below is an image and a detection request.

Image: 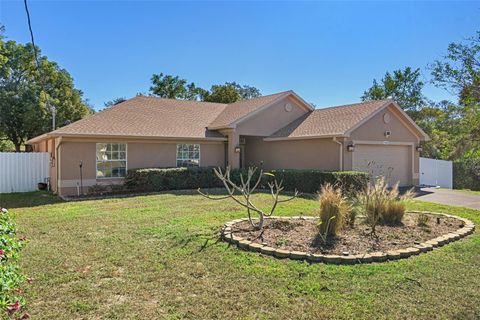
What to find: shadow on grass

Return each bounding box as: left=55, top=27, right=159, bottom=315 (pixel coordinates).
left=0, top=191, right=64, bottom=209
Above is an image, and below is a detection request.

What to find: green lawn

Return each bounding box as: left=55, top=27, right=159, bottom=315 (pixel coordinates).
left=1, top=191, right=479, bottom=319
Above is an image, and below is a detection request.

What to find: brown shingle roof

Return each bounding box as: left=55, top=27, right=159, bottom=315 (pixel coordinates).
left=267, top=99, right=391, bottom=139
left=207, top=91, right=291, bottom=129
left=49, top=96, right=228, bottom=139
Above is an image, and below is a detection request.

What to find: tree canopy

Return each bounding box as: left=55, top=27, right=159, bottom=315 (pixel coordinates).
left=361, top=67, right=426, bottom=116
left=149, top=72, right=261, bottom=103
left=0, top=29, right=92, bottom=151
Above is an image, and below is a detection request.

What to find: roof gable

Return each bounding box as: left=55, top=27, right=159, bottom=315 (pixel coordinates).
left=207, top=91, right=313, bottom=129
left=266, top=100, right=391, bottom=140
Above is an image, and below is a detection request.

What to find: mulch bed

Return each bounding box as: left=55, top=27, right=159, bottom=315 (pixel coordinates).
left=232, top=213, right=464, bottom=255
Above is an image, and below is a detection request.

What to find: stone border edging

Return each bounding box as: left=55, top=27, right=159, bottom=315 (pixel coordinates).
left=220, top=212, right=475, bottom=264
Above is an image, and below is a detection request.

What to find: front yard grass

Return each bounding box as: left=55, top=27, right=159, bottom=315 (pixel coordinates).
left=2, top=191, right=479, bottom=319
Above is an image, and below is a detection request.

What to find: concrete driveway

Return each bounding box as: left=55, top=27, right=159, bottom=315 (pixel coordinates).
left=414, top=188, right=480, bottom=210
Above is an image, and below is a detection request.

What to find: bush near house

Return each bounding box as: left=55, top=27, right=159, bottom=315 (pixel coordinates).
left=0, top=207, right=27, bottom=318
left=453, top=158, right=480, bottom=191
left=124, top=167, right=369, bottom=195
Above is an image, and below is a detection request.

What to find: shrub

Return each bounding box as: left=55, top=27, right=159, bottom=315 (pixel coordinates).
left=345, top=207, right=357, bottom=228
left=0, top=207, right=27, bottom=318
left=453, top=158, right=480, bottom=191
left=125, top=167, right=222, bottom=192
left=88, top=184, right=128, bottom=196
left=317, top=184, right=348, bottom=237
left=417, top=213, right=430, bottom=227
left=125, top=167, right=369, bottom=195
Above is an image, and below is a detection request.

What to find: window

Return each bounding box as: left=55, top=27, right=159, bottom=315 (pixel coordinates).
left=96, top=143, right=127, bottom=178
left=176, top=144, right=200, bottom=167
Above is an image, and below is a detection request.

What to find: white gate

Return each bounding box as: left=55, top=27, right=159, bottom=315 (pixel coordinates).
left=419, top=157, right=452, bottom=189
left=0, top=152, right=50, bottom=193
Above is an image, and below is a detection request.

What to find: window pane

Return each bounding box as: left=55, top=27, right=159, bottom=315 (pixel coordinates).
left=97, top=162, right=106, bottom=178
left=112, top=144, right=119, bottom=151
left=117, top=167, right=126, bottom=177
left=112, top=152, right=119, bottom=160
left=176, top=144, right=200, bottom=167
left=104, top=162, right=112, bottom=177
left=119, top=151, right=126, bottom=160
left=119, top=144, right=126, bottom=152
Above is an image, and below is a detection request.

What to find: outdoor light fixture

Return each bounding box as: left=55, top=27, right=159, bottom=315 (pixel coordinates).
left=347, top=144, right=355, bottom=152
left=234, top=146, right=241, bottom=153
left=416, top=145, right=423, bottom=152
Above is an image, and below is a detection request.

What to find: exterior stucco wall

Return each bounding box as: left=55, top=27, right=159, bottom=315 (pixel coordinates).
left=349, top=105, right=419, bottom=143
left=244, top=136, right=340, bottom=171
left=235, top=96, right=309, bottom=137
left=344, top=105, right=421, bottom=185
left=32, top=138, right=58, bottom=192
left=57, top=139, right=225, bottom=195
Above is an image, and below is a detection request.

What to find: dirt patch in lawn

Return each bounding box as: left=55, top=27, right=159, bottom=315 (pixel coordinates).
left=232, top=213, right=464, bottom=255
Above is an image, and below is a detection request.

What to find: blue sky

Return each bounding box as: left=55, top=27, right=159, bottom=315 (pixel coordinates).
left=1, top=1, right=478, bottom=110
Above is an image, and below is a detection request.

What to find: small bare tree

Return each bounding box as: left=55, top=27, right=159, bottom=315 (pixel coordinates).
left=198, top=166, right=299, bottom=231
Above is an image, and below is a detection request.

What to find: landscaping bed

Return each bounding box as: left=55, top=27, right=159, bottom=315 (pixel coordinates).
left=230, top=212, right=467, bottom=256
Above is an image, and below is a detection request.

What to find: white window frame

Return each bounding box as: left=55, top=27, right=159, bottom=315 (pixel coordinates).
left=176, top=144, right=200, bottom=167
left=96, top=143, right=128, bottom=179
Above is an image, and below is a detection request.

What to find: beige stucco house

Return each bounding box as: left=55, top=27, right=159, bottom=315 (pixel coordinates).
left=26, top=91, right=429, bottom=195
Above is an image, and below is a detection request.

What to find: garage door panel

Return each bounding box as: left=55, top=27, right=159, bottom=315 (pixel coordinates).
left=353, top=144, right=411, bottom=186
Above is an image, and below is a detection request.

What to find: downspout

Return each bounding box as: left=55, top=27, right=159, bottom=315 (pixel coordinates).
left=55, top=136, right=63, bottom=194
left=333, top=137, right=343, bottom=171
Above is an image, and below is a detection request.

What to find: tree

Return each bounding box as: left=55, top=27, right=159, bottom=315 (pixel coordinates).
left=361, top=67, right=426, bottom=117
left=431, top=31, right=480, bottom=106
left=104, top=97, right=126, bottom=108
left=198, top=166, right=298, bottom=231
left=431, top=32, right=480, bottom=159
left=149, top=73, right=203, bottom=100
left=0, top=34, right=91, bottom=151
left=203, top=83, right=240, bottom=103
left=225, top=82, right=261, bottom=100
left=149, top=72, right=261, bottom=103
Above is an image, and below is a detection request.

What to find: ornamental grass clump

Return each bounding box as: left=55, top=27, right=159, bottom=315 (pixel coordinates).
left=356, top=177, right=413, bottom=235
left=317, top=184, right=348, bottom=238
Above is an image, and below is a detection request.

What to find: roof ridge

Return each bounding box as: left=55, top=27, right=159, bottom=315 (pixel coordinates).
left=138, top=95, right=228, bottom=106
left=225, top=90, right=291, bottom=105
left=313, top=99, right=392, bottom=112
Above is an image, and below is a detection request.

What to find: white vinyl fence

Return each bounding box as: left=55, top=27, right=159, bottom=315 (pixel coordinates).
left=0, top=152, right=50, bottom=193
left=419, top=157, right=453, bottom=189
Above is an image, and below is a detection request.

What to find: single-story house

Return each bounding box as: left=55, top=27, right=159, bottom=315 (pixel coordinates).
left=26, top=90, right=429, bottom=195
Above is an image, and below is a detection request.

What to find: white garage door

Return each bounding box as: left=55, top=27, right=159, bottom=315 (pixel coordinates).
left=353, top=144, right=412, bottom=186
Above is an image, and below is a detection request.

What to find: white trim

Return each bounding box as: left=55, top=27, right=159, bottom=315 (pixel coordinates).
left=352, top=140, right=414, bottom=146
left=95, top=142, right=128, bottom=179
